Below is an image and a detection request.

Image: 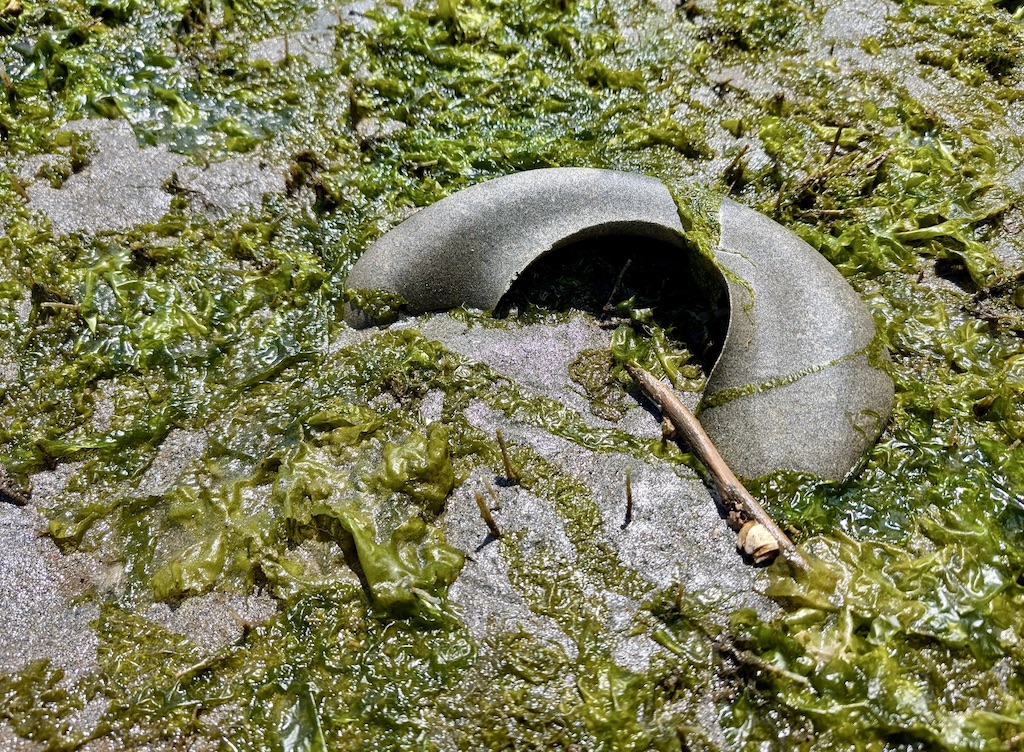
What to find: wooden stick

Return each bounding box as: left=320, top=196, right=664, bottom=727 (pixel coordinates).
left=495, top=429, right=520, bottom=484
left=0, top=478, right=28, bottom=507
left=484, top=478, right=502, bottom=510
left=626, top=364, right=810, bottom=572
left=601, top=257, right=632, bottom=318
left=475, top=489, right=502, bottom=539
left=824, top=124, right=844, bottom=165
left=622, top=467, right=633, bottom=529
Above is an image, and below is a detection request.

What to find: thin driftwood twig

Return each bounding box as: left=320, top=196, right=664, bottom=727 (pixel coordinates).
left=495, top=429, right=520, bottom=484
left=626, top=364, right=810, bottom=572
left=0, top=474, right=28, bottom=507
left=622, top=467, right=633, bottom=529
left=475, top=489, right=502, bottom=539
left=484, top=478, right=502, bottom=510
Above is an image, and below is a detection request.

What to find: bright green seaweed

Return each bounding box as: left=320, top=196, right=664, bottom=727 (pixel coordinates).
left=2, top=0, right=1024, bottom=749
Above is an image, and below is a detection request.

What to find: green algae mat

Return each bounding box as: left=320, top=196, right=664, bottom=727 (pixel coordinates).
left=2, top=0, right=1024, bottom=749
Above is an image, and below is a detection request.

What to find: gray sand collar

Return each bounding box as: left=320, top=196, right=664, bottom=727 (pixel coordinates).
left=345, top=168, right=894, bottom=482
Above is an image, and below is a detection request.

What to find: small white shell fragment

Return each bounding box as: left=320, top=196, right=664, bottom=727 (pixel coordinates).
left=737, top=521, right=780, bottom=564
